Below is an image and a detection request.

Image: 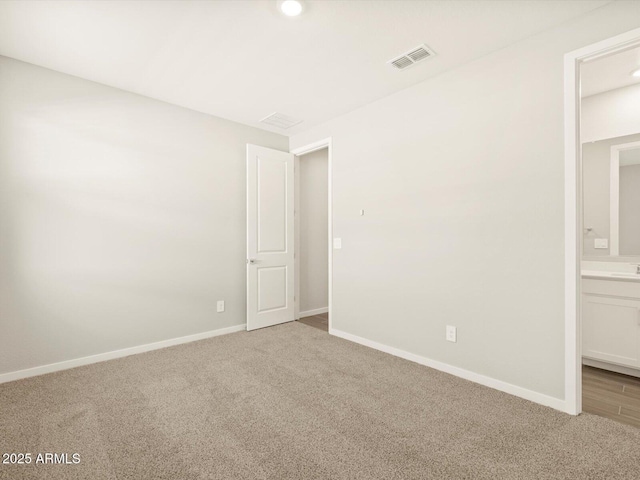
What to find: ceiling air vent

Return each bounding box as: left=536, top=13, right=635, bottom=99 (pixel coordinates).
left=388, top=44, right=435, bottom=70
left=260, top=112, right=303, bottom=129
left=391, top=56, right=413, bottom=69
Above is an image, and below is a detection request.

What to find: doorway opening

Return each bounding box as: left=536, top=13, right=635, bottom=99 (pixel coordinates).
left=580, top=50, right=640, bottom=427
left=565, top=27, right=640, bottom=419
left=294, top=146, right=330, bottom=332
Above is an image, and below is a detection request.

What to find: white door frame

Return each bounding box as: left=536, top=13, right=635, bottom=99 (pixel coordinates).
left=291, top=138, right=333, bottom=333
left=564, top=27, right=640, bottom=415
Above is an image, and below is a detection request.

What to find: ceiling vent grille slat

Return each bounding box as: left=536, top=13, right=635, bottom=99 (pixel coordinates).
left=407, top=47, right=430, bottom=62
left=388, top=43, right=435, bottom=71
left=260, top=112, right=303, bottom=129
left=391, top=56, right=413, bottom=69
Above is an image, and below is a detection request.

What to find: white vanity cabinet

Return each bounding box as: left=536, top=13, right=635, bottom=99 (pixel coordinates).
left=582, top=278, right=640, bottom=370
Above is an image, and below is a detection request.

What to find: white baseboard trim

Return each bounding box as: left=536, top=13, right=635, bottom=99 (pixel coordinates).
left=0, top=324, right=246, bottom=385
left=329, top=328, right=568, bottom=413
left=299, top=307, right=328, bottom=318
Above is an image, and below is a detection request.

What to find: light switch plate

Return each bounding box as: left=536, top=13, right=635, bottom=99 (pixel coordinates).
left=333, top=238, right=342, bottom=249
left=594, top=238, right=608, bottom=249
left=217, top=300, right=225, bottom=313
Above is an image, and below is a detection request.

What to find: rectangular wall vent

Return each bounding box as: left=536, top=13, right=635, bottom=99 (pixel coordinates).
left=260, top=112, right=303, bottom=129
left=388, top=44, right=435, bottom=70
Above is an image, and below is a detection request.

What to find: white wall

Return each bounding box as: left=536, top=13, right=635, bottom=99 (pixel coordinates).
left=291, top=2, right=640, bottom=403
left=299, top=148, right=328, bottom=314
left=582, top=83, right=640, bottom=143
left=582, top=138, right=612, bottom=257
left=0, top=56, right=288, bottom=376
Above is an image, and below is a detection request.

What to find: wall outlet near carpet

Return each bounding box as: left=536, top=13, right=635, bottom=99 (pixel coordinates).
left=217, top=300, right=225, bottom=313
left=446, top=325, right=457, bottom=343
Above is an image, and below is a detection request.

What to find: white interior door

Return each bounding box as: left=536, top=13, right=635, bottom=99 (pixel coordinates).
left=246, top=144, right=295, bottom=331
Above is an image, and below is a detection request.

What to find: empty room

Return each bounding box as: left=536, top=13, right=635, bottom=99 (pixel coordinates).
left=2, top=1, right=640, bottom=479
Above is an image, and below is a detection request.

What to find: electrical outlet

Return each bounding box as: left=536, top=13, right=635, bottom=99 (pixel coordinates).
left=446, top=325, right=457, bottom=343
left=217, top=300, right=225, bottom=313
left=594, top=238, right=608, bottom=249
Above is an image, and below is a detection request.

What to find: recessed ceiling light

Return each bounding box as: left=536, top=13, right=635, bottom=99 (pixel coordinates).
left=632, top=68, right=640, bottom=78
left=279, top=0, right=303, bottom=17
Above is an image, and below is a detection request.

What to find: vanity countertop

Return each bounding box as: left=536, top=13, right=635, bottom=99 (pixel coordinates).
left=582, top=270, right=640, bottom=282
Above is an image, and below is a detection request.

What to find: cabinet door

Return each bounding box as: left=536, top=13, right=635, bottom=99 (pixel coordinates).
left=582, top=295, right=640, bottom=368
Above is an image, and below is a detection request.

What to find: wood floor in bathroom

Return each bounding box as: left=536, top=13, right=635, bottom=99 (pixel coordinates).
left=583, top=365, right=640, bottom=428
left=297, top=312, right=328, bottom=332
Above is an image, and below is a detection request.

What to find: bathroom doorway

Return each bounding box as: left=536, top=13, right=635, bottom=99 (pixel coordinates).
left=293, top=144, right=330, bottom=332
left=565, top=27, right=640, bottom=423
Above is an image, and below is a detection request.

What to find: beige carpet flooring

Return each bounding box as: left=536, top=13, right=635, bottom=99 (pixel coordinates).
left=2, top=322, right=640, bottom=479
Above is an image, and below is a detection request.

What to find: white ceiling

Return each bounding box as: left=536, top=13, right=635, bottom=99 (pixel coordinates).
left=620, top=147, right=640, bottom=167
left=0, top=0, right=611, bottom=136
left=581, top=45, right=640, bottom=98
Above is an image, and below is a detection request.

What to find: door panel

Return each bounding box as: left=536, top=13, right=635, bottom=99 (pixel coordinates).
left=257, top=266, right=287, bottom=312
left=258, top=157, right=287, bottom=253
left=247, top=144, right=294, bottom=331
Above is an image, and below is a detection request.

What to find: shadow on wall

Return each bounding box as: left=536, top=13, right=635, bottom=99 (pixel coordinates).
left=0, top=57, right=288, bottom=374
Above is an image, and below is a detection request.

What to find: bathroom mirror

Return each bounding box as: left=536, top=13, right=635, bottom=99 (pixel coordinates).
left=611, top=142, right=640, bottom=256
left=583, top=133, right=640, bottom=258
